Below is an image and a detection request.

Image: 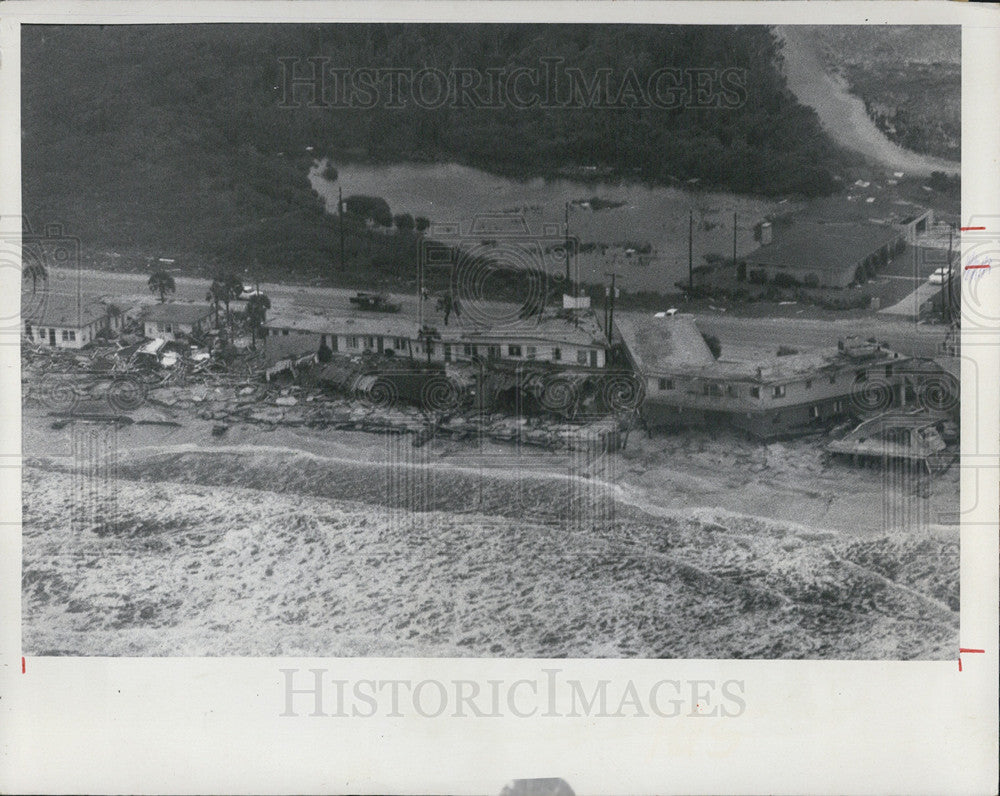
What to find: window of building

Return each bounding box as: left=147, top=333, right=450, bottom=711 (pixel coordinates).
left=25, top=323, right=32, bottom=337
left=508, top=345, right=522, bottom=357
left=772, top=385, right=786, bottom=398
left=526, top=346, right=537, bottom=359
left=834, top=400, right=844, bottom=413
left=590, top=350, right=599, bottom=367
left=38, top=328, right=45, bottom=338
left=365, top=337, right=374, bottom=349
left=577, top=349, right=588, bottom=365
left=348, top=336, right=358, bottom=348
left=68, top=331, right=76, bottom=341
left=444, top=344, right=451, bottom=362
left=281, top=328, right=288, bottom=336
left=810, top=405, right=820, bottom=418
left=658, top=378, right=673, bottom=391
left=726, top=385, right=737, bottom=397
left=553, top=347, right=561, bottom=361
left=750, top=387, right=760, bottom=399
left=396, top=338, right=407, bottom=349
left=463, top=344, right=473, bottom=357
left=61, top=329, right=68, bottom=341
left=488, top=346, right=500, bottom=359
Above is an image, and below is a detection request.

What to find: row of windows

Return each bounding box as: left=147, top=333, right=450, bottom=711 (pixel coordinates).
left=24, top=324, right=78, bottom=342
left=268, top=329, right=597, bottom=365
left=655, top=371, right=868, bottom=399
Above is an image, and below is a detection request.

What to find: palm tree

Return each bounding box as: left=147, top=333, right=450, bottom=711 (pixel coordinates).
left=206, top=280, right=225, bottom=327
left=105, top=303, right=123, bottom=334
left=23, top=260, right=47, bottom=294
left=245, top=293, right=271, bottom=349
left=417, top=325, right=440, bottom=364
left=210, top=272, right=243, bottom=333
left=148, top=270, right=176, bottom=303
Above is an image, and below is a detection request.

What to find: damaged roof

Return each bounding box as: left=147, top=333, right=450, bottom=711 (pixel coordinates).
left=615, top=313, right=717, bottom=373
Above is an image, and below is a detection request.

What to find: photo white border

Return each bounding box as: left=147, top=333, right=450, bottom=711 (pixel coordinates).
left=1, top=3, right=996, bottom=793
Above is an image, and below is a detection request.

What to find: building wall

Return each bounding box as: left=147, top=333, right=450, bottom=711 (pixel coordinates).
left=263, top=325, right=607, bottom=369
left=143, top=318, right=208, bottom=341
left=24, top=318, right=105, bottom=349
left=639, top=358, right=904, bottom=438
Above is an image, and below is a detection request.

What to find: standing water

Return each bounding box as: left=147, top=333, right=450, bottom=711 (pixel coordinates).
left=310, top=161, right=794, bottom=292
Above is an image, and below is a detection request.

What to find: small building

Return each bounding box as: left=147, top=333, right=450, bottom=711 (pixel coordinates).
left=141, top=302, right=213, bottom=341
left=439, top=310, right=609, bottom=369
left=22, top=294, right=119, bottom=349
left=740, top=221, right=903, bottom=288
left=264, top=309, right=417, bottom=360
left=616, top=313, right=910, bottom=439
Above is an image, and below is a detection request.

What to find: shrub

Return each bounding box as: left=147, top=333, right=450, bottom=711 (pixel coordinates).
left=772, top=272, right=801, bottom=288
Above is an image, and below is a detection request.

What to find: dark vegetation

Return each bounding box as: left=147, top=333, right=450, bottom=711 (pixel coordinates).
left=23, top=24, right=844, bottom=292
left=850, top=64, right=960, bottom=162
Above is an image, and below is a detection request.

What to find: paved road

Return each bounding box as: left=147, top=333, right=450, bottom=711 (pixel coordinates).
left=41, top=266, right=949, bottom=358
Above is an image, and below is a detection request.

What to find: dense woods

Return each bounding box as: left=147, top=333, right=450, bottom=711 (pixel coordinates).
left=22, top=24, right=843, bottom=282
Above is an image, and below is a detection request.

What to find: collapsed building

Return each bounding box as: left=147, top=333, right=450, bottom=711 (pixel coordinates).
left=616, top=313, right=924, bottom=439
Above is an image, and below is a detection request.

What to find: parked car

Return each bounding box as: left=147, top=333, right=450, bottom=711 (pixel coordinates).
left=349, top=291, right=401, bottom=313
left=928, top=267, right=951, bottom=285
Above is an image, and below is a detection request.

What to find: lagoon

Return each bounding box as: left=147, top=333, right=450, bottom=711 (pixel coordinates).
left=310, top=160, right=794, bottom=292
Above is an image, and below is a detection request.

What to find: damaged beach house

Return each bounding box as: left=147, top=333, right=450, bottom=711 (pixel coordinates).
left=615, top=312, right=928, bottom=440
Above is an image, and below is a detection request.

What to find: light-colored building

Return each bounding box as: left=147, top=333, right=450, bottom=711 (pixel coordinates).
left=22, top=294, right=120, bottom=349
left=263, top=306, right=610, bottom=369
left=617, top=313, right=910, bottom=439
left=740, top=221, right=903, bottom=288
left=141, top=302, right=213, bottom=340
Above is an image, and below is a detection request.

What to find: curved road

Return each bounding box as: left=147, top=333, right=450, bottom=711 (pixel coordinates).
left=776, top=26, right=960, bottom=177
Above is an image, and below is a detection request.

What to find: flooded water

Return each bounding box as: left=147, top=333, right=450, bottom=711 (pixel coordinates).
left=310, top=161, right=793, bottom=291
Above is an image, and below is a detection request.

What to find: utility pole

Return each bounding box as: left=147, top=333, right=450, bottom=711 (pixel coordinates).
left=604, top=271, right=617, bottom=344
left=944, top=225, right=953, bottom=324
left=732, top=210, right=738, bottom=267
left=417, top=243, right=424, bottom=330
left=338, top=186, right=345, bottom=268
left=688, top=210, right=694, bottom=295
left=564, top=201, right=571, bottom=288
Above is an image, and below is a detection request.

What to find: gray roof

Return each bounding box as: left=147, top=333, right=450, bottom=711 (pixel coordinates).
left=22, top=293, right=109, bottom=328
left=615, top=313, right=717, bottom=374
left=265, top=308, right=416, bottom=338
left=141, top=302, right=213, bottom=324
left=743, top=222, right=901, bottom=273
